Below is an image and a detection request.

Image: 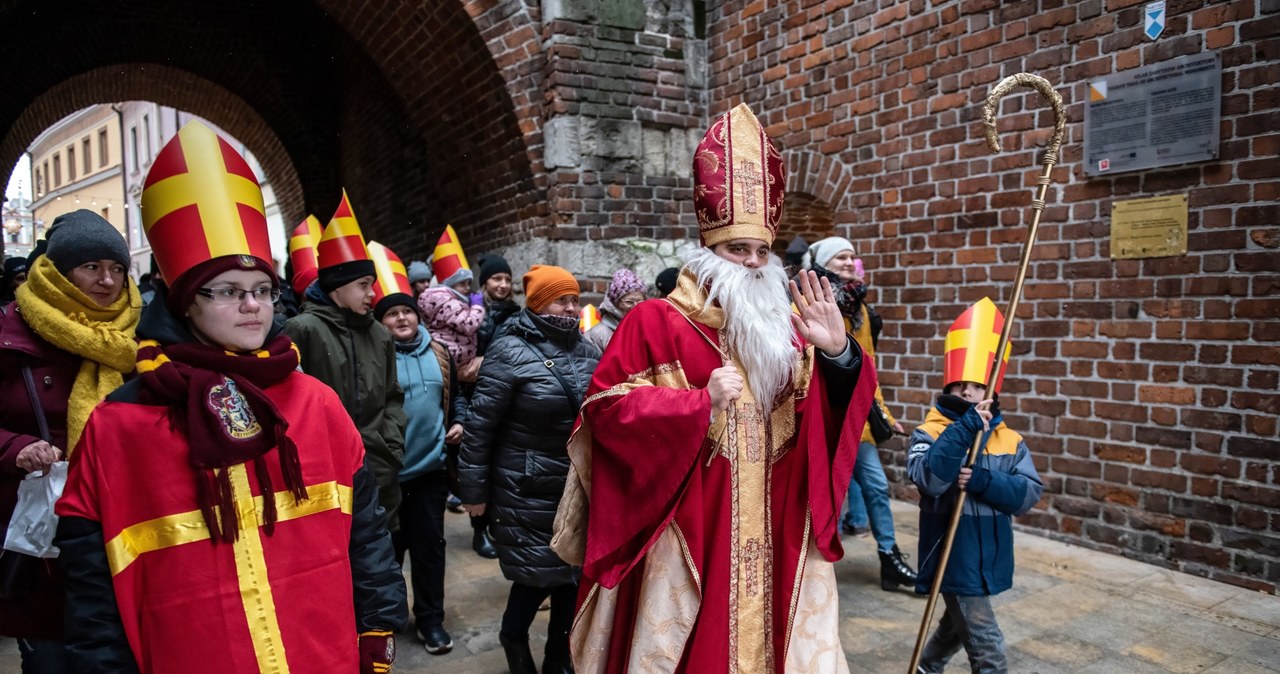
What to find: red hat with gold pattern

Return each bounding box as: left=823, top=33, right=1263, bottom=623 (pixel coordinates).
left=140, top=121, right=272, bottom=286
left=431, top=224, right=471, bottom=287
left=288, top=215, right=322, bottom=295
left=944, top=297, right=1012, bottom=394
left=368, top=241, right=415, bottom=320
left=692, top=103, right=785, bottom=247
left=317, top=190, right=375, bottom=293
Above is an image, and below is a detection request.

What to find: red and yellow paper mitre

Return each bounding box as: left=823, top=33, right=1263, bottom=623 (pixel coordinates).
left=943, top=297, right=1013, bottom=394
left=692, top=103, right=786, bottom=247
left=431, top=224, right=470, bottom=282
left=579, top=303, right=601, bottom=333
left=140, top=121, right=271, bottom=284
left=288, top=215, right=322, bottom=294
left=367, top=241, right=412, bottom=307
left=318, top=190, right=373, bottom=270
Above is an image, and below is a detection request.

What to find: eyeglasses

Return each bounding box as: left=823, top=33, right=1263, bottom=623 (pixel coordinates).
left=195, top=286, right=281, bottom=305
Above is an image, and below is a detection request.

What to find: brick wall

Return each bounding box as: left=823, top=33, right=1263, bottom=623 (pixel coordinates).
left=709, top=0, right=1279, bottom=593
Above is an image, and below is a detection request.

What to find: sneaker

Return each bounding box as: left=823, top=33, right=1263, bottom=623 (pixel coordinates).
left=420, top=624, right=453, bottom=655
left=446, top=494, right=464, bottom=513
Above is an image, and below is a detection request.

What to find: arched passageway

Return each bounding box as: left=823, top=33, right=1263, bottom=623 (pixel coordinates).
left=0, top=0, right=542, bottom=258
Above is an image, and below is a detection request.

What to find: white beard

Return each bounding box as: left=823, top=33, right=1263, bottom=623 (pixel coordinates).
left=683, top=247, right=798, bottom=405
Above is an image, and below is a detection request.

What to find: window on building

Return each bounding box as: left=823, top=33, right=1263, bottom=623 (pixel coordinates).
left=82, top=137, right=91, bottom=174
left=129, top=126, right=139, bottom=174
left=67, top=146, right=76, bottom=181
left=99, top=128, right=108, bottom=167
left=35, top=169, right=42, bottom=195
left=53, top=154, right=61, bottom=186
left=142, top=114, right=151, bottom=162
left=43, top=161, right=50, bottom=189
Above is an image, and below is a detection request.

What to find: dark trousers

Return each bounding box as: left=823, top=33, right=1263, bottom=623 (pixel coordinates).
left=392, top=470, right=449, bottom=629
left=500, top=581, right=577, bottom=661
left=17, top=638, right=72, bottom=673
left=470, top=511, right=490, bottom=533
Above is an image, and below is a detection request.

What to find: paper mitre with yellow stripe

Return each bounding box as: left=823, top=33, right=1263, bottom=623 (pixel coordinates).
left=367, top=241, right=414, bottom=317
left=944, top=297, right=1012, bottom=394
left=692, top=103, right=786, bottom=247
left=431, top=224, right=470, bottom=285
left=579, top=303, right=601, bottom=333
left=288, top=215, right=323, bottom=295
left=317, top=190, right=375, bottom=292
left=140, top=121, right=271, bottom=285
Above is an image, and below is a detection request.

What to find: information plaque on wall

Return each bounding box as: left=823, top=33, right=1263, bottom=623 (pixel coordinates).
left=1111, top=194, right=1188, bottom=259
left=1084, top=52, right=1221, bottom=177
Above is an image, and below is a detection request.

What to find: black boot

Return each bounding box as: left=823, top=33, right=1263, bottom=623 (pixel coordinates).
left=543, top=633, right=574, bottom=674
left=879, top=544, right=918, bottom=591
left=542, top=657, right=574, bottom=674
left=500, top=633, right=538, bottom=674
left=474, top=529, right=498, bottom=559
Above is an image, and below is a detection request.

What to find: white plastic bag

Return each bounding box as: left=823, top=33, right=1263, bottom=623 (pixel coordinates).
left=3, top=460, right=67, bottom=559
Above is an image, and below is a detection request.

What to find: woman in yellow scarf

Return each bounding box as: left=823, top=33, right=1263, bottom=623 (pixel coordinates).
left=1, top=209, right=139, bottom=669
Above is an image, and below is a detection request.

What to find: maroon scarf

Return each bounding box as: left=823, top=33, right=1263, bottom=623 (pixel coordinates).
left=136, top=335, right=307, bottom=542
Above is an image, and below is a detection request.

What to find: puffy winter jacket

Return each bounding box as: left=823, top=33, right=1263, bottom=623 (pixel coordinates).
left=418, top=286, right=485, bottom=365
left=476, top=297, right=521, bottom=357
left=907, top=397, right=1043, bottom=596
left=284, top=292, right=407, bottom=528
left=459, top=309, right=601, bottom=587
left=582, top=296, right=623, bottom=354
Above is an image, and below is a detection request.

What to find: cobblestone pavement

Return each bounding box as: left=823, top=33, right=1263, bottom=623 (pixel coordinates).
left=4, top=500, right=1277, bottom=672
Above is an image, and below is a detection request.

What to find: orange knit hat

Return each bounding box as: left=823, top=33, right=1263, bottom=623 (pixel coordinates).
left=523, top=265, right=579, bottom=313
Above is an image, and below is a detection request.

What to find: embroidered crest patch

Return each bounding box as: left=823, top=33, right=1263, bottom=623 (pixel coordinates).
left=207, top=377, right=262, bottom=440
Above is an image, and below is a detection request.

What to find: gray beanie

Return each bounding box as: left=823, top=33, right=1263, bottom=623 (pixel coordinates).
left=441, top=268, right=473, bottom=288
left=407, top=260, right=432, bottom=283
left=45, top=210, right=130, bottom=275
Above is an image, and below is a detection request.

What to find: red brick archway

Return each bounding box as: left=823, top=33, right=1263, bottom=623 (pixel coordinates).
left=0, top=0, right=544, bottom=259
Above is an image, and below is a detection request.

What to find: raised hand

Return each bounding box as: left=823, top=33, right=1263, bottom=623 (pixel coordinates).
left=788, top=270, right=848, bottom=356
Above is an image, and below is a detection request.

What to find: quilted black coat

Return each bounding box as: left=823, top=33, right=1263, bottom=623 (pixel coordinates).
left=458, top=309, right=600, bottom=587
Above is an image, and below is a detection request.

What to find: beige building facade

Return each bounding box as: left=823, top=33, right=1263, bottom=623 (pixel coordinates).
left=28, top=106, right=125, bottom=248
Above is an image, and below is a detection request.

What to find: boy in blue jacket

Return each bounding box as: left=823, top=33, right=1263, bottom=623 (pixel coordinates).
left=907, top=298, right=1043, bottom=674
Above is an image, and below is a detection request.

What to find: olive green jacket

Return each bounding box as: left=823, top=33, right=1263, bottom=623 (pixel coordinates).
left=285, top=302, right=407, bottom=528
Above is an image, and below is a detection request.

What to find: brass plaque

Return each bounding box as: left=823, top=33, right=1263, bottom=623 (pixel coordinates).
left=1110, top=194, right=1188, bottom=259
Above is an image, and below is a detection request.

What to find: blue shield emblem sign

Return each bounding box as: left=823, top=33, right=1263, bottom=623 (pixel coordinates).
left=1145, top=1, right=1165, bottom=40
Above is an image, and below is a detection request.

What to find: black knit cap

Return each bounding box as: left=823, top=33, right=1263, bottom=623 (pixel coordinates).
left=44, top=209, right=131, bottom=275
left=655, top=267, right=680, bottom=297
left=477, top=254, right=512, bottom=287
left=373, top=293, right=417, bottom=321
left=318, top=259, right=376, bottom=294
left=3, top=256, right=27, bottom=278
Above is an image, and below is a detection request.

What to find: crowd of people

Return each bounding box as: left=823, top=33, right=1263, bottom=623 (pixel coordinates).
left=1, top=107, right=1040, bottom=674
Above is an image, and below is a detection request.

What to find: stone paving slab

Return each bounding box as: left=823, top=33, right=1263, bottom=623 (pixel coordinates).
left=3, top=499, right=1276, bottom=672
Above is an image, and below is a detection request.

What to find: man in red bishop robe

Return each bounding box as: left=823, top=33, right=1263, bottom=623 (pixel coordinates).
left=552, top=103, right=879, bottom=674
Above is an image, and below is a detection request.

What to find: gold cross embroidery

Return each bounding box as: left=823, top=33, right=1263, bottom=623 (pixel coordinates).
left=735, top=159, right=762, bottom=214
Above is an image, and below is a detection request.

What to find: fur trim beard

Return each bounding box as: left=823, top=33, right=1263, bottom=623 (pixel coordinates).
left=683, top=247, right=798, bottom=405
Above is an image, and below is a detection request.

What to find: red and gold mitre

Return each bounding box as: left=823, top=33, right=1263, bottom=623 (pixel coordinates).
left=943, top=297, right=1012, bottom=393
left=140, top=121, right=271, bottom=284
left=288, top=215, right=322, bottom=294
left=431, top=224, right=470, bottom=283
left=692, top=103, right=786, bottom=247
left=367, top=241, right=412, bottom=308
left=318, top=190, right=373, bottom=270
